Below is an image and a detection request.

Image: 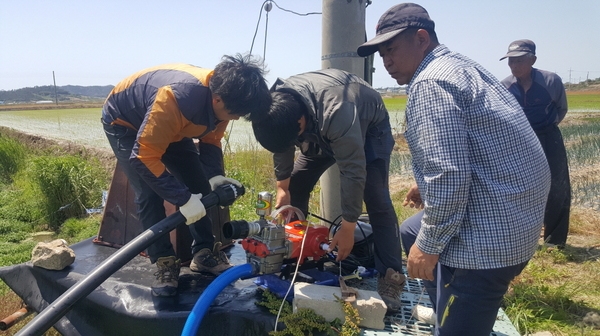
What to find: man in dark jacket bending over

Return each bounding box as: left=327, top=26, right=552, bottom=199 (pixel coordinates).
left=251, top=69, right=405, bottom=312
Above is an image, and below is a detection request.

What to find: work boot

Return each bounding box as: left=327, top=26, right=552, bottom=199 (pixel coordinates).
left=377, top=268, right=405, bottom=313
left=412, top=304, right=436, bottom=325
left=189, top=242, right=233, bottom=275
left=152, top=256, right=180, bottom=297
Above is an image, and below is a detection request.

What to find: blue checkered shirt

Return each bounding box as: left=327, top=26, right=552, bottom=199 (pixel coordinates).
left=405, top=45, right=551, bottom=269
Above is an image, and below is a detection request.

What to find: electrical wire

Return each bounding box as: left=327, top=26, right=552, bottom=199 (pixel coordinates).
left=273, top=218, right=311, bottom=332
left=271, top=1, right=321, bottom=16
left=311, top=212, right=375, bottom=272
left=231, top=0, right=322, bottom=156
left=263, top=3, right=270, bottom=59
left=249, top=0, right=321, bottom=57
left=249, top=1, right=267, bottom=56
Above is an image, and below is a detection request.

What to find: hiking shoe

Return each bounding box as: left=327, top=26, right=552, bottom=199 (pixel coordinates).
left=412, top=304, right=436, bottom=325
left=152, top=256, right=180, bottom=297
left=377, top=268, right=405, bottom=313
left=189, top=242, right=233, bottom=275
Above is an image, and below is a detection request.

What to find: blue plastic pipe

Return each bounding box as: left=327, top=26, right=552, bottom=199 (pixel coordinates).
left=181, top=263, right=256, bottom=336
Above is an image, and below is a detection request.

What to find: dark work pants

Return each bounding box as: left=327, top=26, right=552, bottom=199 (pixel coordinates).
left=288, top=119, right=403, bottom=276
left=400, top=212, right=528, bottom=336
left=536, top=124, right=571, bottom=246
left=103, top=122, right=214, bottom=263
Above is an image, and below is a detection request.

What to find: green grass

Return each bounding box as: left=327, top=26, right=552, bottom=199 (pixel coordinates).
left=0, top=129, right=110, bottom=283
left=567, top=92, right=600, bottom=110
left=383, top=91, right=600, bottom=112
left=224, top=145, right=279, bottom=220
left=0, top=135, right=26, bottom=183
left=27, top=155, right=108, bottom=230
left=382, top=96, right=407, bottom=112
left=561, top=117, right=600, bottom=211
left=504, top=247, right=600, bottom=335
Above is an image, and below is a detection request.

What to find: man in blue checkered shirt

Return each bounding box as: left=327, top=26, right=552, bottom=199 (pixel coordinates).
left=358, top=3, right=551, bottom=335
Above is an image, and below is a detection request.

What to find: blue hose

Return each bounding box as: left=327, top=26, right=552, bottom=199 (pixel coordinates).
left=181, top=263, right=256, bottom=336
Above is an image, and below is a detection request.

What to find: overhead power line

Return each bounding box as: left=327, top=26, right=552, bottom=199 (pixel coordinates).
left=249, top=0, right=321, bottom=58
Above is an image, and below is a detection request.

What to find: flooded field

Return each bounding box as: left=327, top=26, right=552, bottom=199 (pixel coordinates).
left=0, top=108, right=407, bottom=152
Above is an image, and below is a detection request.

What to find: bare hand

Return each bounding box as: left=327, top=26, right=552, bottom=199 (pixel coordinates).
left=407, top=244, right=439, bottom=281
left=275, top=189, right=291, bottom=209
left=403, top=185, right=424, bottom=209
left=275, top=179, right=291, bottom=209
left=328, top=219, right=356, bottom=261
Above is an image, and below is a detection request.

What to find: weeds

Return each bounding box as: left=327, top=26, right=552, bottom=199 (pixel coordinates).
left=26, top=155, right=108, bottom=231
left=0, top=135, right=109, bottom=303
left=58, top=215, right=101, bottom=244
left=223, top=144, right=322, bottom=221
left=504, top=246, right=600, bottom=335
left=0, top=136, right=26, bottom=183
left=224, top=144, right=278, bottom=220
left=256, top=289, right=360, bottom=336
left=335, top=296, right=362, bottom=336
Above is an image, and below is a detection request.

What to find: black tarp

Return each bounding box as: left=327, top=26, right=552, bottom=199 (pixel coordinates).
left=0, top=238, right=276, bottom=335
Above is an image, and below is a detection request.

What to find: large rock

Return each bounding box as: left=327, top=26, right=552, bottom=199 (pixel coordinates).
left=293, top=282, right=387, bottom=330
left=31, top=239, right=75, bottom=270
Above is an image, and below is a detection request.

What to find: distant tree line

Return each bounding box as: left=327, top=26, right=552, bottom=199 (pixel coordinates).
left=0, top=85, right=114, bottom=103
left=567, top=77, right=600, bottom=90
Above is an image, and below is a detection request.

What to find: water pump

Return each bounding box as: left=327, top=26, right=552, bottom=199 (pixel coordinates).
left=223, top=192, right=330, bottom=275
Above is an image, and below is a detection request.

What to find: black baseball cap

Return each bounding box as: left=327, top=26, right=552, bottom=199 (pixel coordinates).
left=499, top=39, right=536, bottom=60
left=357, top=3, right=435, bottom=57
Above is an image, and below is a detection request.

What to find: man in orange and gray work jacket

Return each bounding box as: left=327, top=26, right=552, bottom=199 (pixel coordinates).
left=101, top=54, right=271, bottom=297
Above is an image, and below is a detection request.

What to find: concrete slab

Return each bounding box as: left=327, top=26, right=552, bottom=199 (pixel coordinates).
left=293, top=282, right=387, bottom=330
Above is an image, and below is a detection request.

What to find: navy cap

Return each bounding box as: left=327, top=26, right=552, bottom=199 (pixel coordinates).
left=499, top=39, right=536, bottom=60
left=357, top=3, right=435, bottom=57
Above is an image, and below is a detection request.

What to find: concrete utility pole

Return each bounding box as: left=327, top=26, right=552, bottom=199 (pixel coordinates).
left=320, top=0, right=367, bottom=225
left=52, top=71, right=58, bottom=105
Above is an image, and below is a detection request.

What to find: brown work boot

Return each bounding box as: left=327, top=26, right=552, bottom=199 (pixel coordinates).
left=377, top=268, right=405, bottom=313
left=189, top=242, right=233, bottom=275
left=152, top=256, right=180, bottom=297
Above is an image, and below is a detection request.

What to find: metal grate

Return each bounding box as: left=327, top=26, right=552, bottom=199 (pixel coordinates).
left=358, top=268, right=521, bottom=336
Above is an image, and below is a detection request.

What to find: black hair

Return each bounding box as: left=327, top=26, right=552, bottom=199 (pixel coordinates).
left=209, top=53, right=271, bottom=120
left=252, top=91, right=305, bottom=153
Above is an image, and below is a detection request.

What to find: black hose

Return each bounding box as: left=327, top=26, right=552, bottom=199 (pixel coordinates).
left=16, top=184, right=244, bottom=336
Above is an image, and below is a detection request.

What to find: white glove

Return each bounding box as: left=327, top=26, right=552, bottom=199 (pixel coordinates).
left=209, top=175, right=242, bottom=190
left=179, top=193, right=206, bottom=225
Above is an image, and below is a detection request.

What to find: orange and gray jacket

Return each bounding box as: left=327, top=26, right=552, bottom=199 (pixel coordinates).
left=272, top=68, right=389, bottom=222
left=101, top=63, right=227, bottom=206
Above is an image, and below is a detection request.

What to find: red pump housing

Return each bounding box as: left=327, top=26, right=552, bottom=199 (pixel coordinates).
left=240, top=220, right=329, bottom=265
left=284, top=221, right=329, bottom=262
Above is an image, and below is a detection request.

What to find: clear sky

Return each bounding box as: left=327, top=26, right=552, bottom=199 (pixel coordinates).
left=1, top=0, right=599, bottom=91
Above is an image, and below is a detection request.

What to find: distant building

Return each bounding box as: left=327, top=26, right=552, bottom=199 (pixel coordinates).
left=35, top=100, right=54, bottom=104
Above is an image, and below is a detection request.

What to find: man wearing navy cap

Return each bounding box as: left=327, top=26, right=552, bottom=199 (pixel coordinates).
left=358, top=3, right=551, bottom=335
left=501, top=39, right=571, bottom=249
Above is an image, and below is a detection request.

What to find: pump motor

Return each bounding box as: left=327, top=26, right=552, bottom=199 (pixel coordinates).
left=223, top=194, right=329, bottom=275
